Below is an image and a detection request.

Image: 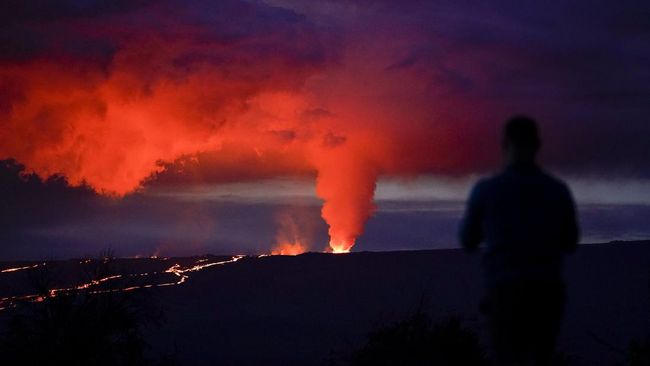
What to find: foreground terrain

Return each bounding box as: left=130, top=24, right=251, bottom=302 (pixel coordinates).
left=1, top=241, right=649, bottom=365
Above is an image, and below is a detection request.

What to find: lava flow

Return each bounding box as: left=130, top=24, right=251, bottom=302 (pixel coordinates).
left=0, top=255, right=244, bottom=311
left=0, top=263, right=45, bottom=273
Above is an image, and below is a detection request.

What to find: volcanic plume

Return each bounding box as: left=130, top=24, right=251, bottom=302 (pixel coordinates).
left=2, top=0, right=648, bottom=253
left=0, top=0, right=442, bottom=253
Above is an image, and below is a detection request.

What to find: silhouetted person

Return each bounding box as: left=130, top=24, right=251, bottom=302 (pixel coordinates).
left=460, top=116, right=579, bottom=365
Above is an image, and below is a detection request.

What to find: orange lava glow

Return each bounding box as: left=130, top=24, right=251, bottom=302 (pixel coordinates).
left=271, top=242, right=307, bottom=256
left=0, top=263, right=45, bottom=273
left=271, top=209, right=313, bottom=254
left=328, top=239, right=353, bottom=254
left=0, top=256, right=245, bottom=311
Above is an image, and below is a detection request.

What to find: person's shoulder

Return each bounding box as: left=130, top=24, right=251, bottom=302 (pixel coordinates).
left=470, top=174, right=499, bottom=197
left=480, top=169, right=509, bottom=187
left=538, top=169, right=565, bottom=185
left=538, top=169, right=572, bottom=194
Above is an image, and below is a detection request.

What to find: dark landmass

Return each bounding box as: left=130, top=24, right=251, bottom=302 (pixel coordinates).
left=1, top=240, right=649, bottom=365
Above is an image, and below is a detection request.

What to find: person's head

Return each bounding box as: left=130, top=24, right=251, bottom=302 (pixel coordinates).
left=502, top=116, right=541, bottom=164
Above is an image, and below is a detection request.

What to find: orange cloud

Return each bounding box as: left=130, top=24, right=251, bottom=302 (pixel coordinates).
left=0, top=0, right=492, bottom=252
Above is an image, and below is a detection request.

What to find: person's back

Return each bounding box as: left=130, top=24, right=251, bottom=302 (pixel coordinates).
left=460, top=116, right=579, bottom=365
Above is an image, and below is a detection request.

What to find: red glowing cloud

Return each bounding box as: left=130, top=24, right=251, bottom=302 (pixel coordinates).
left=0, top=1, right=494, bottom=252
left=0, top=3, right=330, bottom=194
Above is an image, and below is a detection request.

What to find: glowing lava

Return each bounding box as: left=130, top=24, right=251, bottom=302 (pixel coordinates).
left=0, top=255, right=245, bottom=311
left=1, top=263, right=45, bottom=273
left=328, top=239, right=353, bottom=254
left=271, top=242, right=307, bottom=256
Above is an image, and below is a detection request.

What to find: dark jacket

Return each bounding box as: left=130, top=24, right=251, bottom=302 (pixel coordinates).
left=460, top=163, right=579, bottom=288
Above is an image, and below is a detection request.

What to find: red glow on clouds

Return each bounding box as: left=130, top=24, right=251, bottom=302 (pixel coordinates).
left=0, top=1, right=496, bottom=252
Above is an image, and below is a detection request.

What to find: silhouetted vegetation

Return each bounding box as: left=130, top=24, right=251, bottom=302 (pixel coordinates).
left=628, top=338, right=650, bottom=366
left=0, top=251, right=176, bottom=366
left=327, top=309, right=487, bottom=366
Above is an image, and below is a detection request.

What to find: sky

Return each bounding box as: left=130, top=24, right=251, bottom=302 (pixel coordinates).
left=0, top=0, right=649, bottom=259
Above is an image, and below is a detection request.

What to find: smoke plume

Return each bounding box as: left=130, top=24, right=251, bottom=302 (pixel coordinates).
left=2, top=0, right=649, bottom=252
